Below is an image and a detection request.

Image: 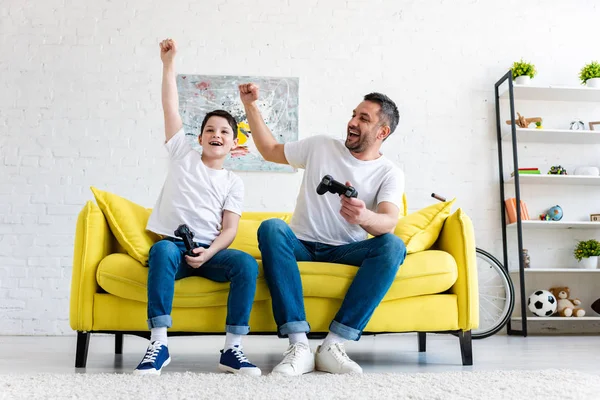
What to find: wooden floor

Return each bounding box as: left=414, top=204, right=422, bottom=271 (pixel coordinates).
left=1, top=333, right=599, bottom=374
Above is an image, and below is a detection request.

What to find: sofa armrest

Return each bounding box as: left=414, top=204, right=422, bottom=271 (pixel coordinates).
left=69, top=201, right=113, bottom=331
left=435, top=208, right=479, bottom=331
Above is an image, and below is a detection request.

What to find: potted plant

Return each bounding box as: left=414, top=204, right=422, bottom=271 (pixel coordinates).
left=573, top=239, right=600, bottom=269
left=579, top=61, right=600, bottom=88
left=511, top=59, right=537, bottom=85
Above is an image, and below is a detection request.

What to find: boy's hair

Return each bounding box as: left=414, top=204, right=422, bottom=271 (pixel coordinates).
left=200, top=110, right=238, bottom=139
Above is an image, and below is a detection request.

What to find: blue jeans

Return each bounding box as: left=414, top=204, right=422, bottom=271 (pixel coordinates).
left=146, top=239, right=259, bottom=335
left=257, top=219, right=407, bottom=341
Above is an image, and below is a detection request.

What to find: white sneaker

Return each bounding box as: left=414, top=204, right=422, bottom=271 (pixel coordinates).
left=315, top=343, right=363, bottom=374
left=271, top=342, right=315, bottom=376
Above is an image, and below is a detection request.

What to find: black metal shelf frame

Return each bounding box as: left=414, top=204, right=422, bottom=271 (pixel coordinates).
left=494, top=71, right=527, bottom=336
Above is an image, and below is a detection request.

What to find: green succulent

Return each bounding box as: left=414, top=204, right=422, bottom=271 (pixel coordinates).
left=573, top=239, right=600, bottom=261
left=579, top=61, right=600, bottom=85
left=511, top=59, right=537, bottom=79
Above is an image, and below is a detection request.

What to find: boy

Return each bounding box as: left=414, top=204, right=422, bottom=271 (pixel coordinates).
left=133, top=39, right=260, bottom=376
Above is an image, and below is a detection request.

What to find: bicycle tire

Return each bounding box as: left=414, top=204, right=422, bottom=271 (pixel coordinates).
left=472, top=248, right=515, bottom=339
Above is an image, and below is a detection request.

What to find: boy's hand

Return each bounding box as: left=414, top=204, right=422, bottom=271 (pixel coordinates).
left=185, top=247, right=210, bottom=268
left=159, top=38, right=177, bottom=65
left=339, top=181, right=369, bottom=225
left=239, top=83, right=259, bottom=105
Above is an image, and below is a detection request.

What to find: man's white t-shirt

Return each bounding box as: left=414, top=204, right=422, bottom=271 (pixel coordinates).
left=284, top=135, right=404, bottom=246
left=146, top=129, right=244, bottom=245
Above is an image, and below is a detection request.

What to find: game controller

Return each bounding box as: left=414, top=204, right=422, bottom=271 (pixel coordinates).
left=316, top=175, right=358, bottom=198
left=174, top=224, right=201, bottom=257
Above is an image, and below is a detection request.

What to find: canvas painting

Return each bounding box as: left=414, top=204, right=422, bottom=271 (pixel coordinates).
left=176, top=74, right=299, bottom=172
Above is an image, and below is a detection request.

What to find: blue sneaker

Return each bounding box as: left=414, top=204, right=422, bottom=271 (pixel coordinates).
left=218, top=345, right=261, bottom=376
left=133, top=341, right=171, bottom=375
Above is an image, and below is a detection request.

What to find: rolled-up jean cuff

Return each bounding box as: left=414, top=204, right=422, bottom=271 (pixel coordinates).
left=147, top=315, right=172, bottom=329
left=226, top=325, right=250, bottom=335
left=279, top=321, right=310, bottom=336
left=329, top=320, right=361, bottom=341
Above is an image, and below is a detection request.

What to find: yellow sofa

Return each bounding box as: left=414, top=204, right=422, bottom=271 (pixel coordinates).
left=69, top=192, right=478, bottom=368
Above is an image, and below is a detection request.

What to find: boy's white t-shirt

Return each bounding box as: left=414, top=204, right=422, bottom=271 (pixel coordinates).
left=146, top=129, right=244, bottom=245
left=284, top=135, right=404, bottom=246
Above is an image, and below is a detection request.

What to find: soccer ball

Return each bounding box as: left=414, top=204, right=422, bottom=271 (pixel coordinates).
left=528, top=290, right=557, bottom=317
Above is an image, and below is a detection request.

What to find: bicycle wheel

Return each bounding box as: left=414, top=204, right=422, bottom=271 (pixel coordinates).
left=471, top=248, right=515, bottom=339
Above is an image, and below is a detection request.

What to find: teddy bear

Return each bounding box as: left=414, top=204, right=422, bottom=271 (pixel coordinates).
left=549, top=287, right=586, bottom=317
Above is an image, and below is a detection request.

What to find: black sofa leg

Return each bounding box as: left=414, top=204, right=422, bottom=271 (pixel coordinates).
left=459, top=330, right=473, bottom=366
left=418, top=332, right=426, bottom=352
left=115, top=333, right=123, bottom=355
left=75, top=331, right=90, bottom=368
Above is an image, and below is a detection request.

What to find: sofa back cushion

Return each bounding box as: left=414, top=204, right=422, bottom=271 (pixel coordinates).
left=394, top=198, right=455, bottom=254
left=91, top=187, right=161, bottom=265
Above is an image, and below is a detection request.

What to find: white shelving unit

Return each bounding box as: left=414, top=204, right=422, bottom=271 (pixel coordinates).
left=502, top=128, right=600, bottom=144
left=506, top=174, right=600, bottom=186
left=496, top=79, right=600, bottom=335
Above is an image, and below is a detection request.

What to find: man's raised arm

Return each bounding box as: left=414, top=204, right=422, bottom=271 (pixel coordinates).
left=238, top=83, right=288, bottom=164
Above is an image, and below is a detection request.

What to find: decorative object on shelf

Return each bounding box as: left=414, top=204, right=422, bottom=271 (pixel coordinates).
left=511, top=59, right=536, bottom=85
left=535, top=121, right=543, bottom=129
left=579, top=61, right=600, bottom=88
left=510, top=167, right=540, bottom=177
left=548, top=165, right=567, bottom=175
left=569, top=120, right=585, bottom=130
left=573, top=166, right=599, bottom=176
left=589, top=121, right=600, bottom=131
left=592, top=298, right=600, bottom=315
left=522, top=249, right=531, bottom=268
left=539, top=205, right=563, bottom=221
left=591, top=214, right=600, bottom=222
left=548, top=287, right=586, bottom=317
left=573, top=239, right=600, bottom=269
left=504, top=197, right=530, bottom=223
left=506, top=112, right=542, bottom=128
left=527, top=290, right=557, bottom=317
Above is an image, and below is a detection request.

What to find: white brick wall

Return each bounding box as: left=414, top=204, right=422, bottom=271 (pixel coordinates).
left=1, top=0, right=598, bottom=334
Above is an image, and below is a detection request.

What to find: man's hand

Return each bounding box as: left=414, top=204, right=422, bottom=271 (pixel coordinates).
left=239, top=83, right=259, bottom=106
left=160, top=38, right=177, bottom=65
left=340, top=181, right=370, bottom=225
left=185, top=247, right=212, bottom=268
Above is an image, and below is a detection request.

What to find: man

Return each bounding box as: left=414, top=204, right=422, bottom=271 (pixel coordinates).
left=239, top=83, right=407, bottom=375
left=133, top=39, right=261, bottom=376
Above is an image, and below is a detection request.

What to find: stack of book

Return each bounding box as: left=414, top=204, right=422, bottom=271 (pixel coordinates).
left=510, top=168, right=540, bottom=177
left=505, top=197, right=530, bottom=223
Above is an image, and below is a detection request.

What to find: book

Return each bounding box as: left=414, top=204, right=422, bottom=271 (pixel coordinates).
left=505, top=197, right=530, bottom=223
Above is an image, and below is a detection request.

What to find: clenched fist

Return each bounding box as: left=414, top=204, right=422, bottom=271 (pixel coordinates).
left=239, top=83, right=259, bottom=105
left=159, top=38, right=177, bottom=65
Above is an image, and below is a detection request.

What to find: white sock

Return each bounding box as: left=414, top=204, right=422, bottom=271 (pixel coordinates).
left=224, top=333, right=242, bottom=350
left=288, top=332, right=309, bottom=346
left=321, top=331, right=345, bottom=349
left=150, top=327, right=168, bottom=346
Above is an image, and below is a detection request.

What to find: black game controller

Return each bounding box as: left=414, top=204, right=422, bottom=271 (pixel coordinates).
left=174, top=224, right=201, bottom=257
left=316, top=175, right=358, bottom=198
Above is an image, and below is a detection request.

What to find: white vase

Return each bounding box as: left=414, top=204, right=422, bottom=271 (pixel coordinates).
left=579, top=256, right=599, bottom=269
left=586, top=78, right=600, bottom=88
left=514, top=76, right=531, bottom=85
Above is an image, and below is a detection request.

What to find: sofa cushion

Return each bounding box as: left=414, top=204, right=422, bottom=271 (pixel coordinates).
left=394, top=198, right=455, bottom=254
left=229, top=213, right=292, bottom=259
left=91, top=187, right=160, bottom=266
left=96, top=250, right=457, bottom=307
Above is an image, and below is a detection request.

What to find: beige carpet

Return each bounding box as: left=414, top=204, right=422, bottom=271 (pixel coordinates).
left=1, top=369, right=598, bottom=399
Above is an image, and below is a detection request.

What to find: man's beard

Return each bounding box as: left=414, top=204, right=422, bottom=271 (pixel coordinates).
left=345, top=132, right=371, bottom=153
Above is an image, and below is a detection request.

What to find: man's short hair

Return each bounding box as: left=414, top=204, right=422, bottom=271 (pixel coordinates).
left=200, top=110, right=238, bottom=139
left=363, top=93, right=399, bottom=135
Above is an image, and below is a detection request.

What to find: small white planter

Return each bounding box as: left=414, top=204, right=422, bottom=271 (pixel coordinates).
left=579, top=256, right=599, bottom=269
left=514, top=76, right=531, bottom=85
left=585, top=78, right=600, bottom=88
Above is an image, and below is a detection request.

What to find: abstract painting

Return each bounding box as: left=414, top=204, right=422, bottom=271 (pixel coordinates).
left=176, top=74, right=299, bottom=172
